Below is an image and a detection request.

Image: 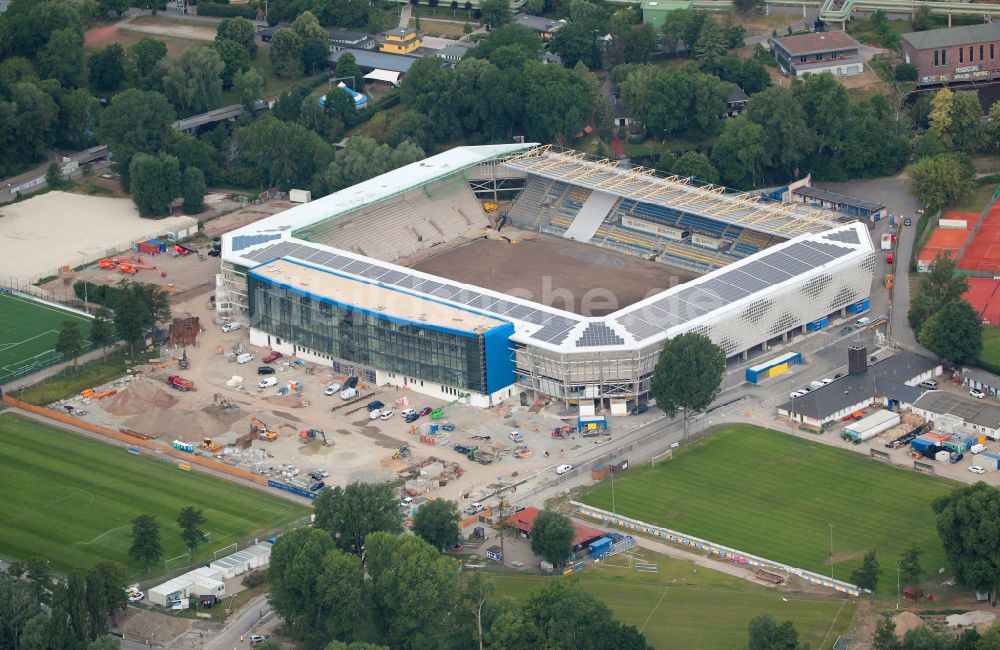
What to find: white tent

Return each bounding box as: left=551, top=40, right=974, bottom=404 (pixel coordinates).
left=364, top=69, right=401, bottom=87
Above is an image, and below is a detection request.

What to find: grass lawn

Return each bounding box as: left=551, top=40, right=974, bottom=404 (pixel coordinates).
left=980, top=326, right=1000, bottom=374
left=0, top=292, right=93, bottom=382
left=580, top=425, right=958, bottom=594
left=490, top=547, right=855, bottom=650
left=0, top=413, right=309, bottom=575
left=947, top=181, right=997, bottom=214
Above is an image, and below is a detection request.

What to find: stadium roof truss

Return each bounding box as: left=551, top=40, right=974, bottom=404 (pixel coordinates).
left=224, top=145, right=874, bottom=357
left=502, top=145, right=841, bottom=238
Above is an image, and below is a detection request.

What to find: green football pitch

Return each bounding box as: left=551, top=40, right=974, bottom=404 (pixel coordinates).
left=581, top=425, right=958, bottom=595
left=0, top=413, right=310, bottom=574
left=0, top=292, right=93, bottom=381
left=491, top=547, right=856, bottom=650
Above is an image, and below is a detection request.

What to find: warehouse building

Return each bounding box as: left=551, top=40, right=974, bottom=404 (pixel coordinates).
left=902, top=23, right=1000, bottom=86
left=770, top=31, right=865, bottom=77
left=911, top=391, right=1000, bottom=441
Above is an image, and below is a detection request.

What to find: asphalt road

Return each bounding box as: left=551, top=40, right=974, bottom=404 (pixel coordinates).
left=205, top=594, right=273, bottom=650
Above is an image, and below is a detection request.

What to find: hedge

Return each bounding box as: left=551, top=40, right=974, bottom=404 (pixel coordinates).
left=196, top=2, right=257, bottom=18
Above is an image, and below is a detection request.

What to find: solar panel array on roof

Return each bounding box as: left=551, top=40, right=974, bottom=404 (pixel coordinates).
left=232, top=234, right=282, bottom=252
left=824, top=229, right=860, bottom=245
left=575, top=322, right=625, bottom=347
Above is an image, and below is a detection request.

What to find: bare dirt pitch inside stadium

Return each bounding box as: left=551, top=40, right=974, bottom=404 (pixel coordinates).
left=409, top=232, right=693, bottom=316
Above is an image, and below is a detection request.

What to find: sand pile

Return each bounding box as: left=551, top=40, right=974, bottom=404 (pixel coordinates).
left=892, top=611, right=924, bottom=637
left=127, top=408, right=225, bottom=440
left=103, top=381, right=178, bottom=415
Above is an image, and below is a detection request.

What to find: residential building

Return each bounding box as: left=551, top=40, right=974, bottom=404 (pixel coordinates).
left=911, top=390, right=1000, bottom=441
left=640, top=0, right=693, bottom=28
left=902, top=23, right=1000, bottom=85
left=378, top=27, right=422, bottom=54
left=725, top=85, right=749, bottom=118
left=327, top=29, right=376, bottom=51
left=510, top=14, right=566, bottom=39
left=770, top=31, right=865, bottom=77
left=436, top=44, right=471, bottom=63
left=963, top=367, right=1000, bottom=398
left=505, top=507, right=605, bottom=551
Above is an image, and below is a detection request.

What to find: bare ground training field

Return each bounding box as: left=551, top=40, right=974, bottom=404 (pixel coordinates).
left=409, top=234, right=692, bottom=316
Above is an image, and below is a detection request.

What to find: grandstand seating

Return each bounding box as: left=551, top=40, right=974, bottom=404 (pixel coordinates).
left=506, top=178, right=593, bottom=232
left=301, top=179, right=486, bottom=262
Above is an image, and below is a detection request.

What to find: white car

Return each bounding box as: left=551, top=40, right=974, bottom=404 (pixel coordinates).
left=400, top=496, right=413, bottom=507
left=221, top=322, right=241, bottom=333
left=324, top=383, right=341, bottom=396
left=789, top=390, right=808, bottom=399
left=258, top=377, right=277, bottom=388
left=970, top=388, right=986, bottom=399
left=465, top=501, right=484, bottom=515
left=401, top=408, right=417, bottom=418
left=972, top=444, right=988, bottom=454
left=380, top=410, right=394, bottom=421
left=369, top=409, right=381, bottom=420
left=127, top=590, right=144, bottom=603
left=969, top=465, right=986, bottom=474
left=555, top=464, right=574, bottom=475
left=509, top=430, right=523, bottom=443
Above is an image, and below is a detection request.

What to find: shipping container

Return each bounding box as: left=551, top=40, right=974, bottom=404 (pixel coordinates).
left=910, top=438, right=934, bottom=453
left=147, top=239, right=167, bottom=252
left=587, top=537, right=613, bottom=559
left=979, top=452, right=1000, bottom=471
left=746, top=351, right=802, bottom=384
left=138, top=241, right=160, bottom=255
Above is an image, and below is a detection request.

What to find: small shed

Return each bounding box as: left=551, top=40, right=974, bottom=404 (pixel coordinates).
left=578, top=415, right=607, bottom=433
left=486, top=545, right=503, bottom=562
left=591, top=463, right=610, bottom=481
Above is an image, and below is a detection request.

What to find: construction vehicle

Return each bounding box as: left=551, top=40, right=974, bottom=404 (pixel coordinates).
left=250, top=416, right=271, bottom=437
left=551, top=425, right=573, bottom=439
left=393, top=446, right=410, bottom=459
left=884, top=273, right=895, bottom=289
left=299, top=428, right=328, bottom=445
left=467, top=449, right=495, bottom=465
left=431, top=394, right=469, bottom=419
left=178, top=353, right=190, bottom=370
left=200, top=437, right=221, bottom=452
left=166, top=375, right=194, bottom=391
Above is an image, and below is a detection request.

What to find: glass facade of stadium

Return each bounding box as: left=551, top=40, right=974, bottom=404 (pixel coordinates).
left=247, top=274, right=513, bottom=396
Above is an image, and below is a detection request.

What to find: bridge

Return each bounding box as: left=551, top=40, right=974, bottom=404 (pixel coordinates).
left=173, top=99, right=271, bottom=134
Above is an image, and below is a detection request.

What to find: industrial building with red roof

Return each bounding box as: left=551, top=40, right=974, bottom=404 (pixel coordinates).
left=505, top=507, right=606, bottom=548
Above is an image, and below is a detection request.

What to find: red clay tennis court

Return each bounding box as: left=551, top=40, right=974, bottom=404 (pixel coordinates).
left=959, top=204, right=1000, bottom=273
left=917, top=226, right=970, bottom=270
left=963, top=278, right=1000, bottom=325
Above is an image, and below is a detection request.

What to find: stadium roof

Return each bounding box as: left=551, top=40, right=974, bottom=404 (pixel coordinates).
left=225, top=145, right=874, bottom=355
left=793, top=186, right=885, bottom=213
left=502, top=146, right=840, bottom=238
left=902, top=23, right=1000, bottom=51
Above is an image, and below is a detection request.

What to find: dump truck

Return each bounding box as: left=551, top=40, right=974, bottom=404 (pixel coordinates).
left=166, top=375, right=194, bottom=391
left=467, top=449, right=495, bottom=465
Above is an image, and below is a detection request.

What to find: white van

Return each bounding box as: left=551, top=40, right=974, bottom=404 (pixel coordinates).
left=854, top=317, right=871, bottom=329
left=222, top=322, right=241, bottom=333
left=919, top=380, right=939, bottom=390
left=236, top=353, right=254, bottom=364
left=401, top=408, right=417, bottom=418
left=971, top=443, right=987, bottom=454
left=258, top=377, right=278, bottom=389
left=340, top=387, right=358, bottom=400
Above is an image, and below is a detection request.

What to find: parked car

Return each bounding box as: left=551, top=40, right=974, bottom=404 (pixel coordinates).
left=367, top=400, right=385, bottom=412
left=249, top=635, right=267, bottom=646
left=257, top=366, right=275, bottom=375
left=509, top=430, right=523, bottom=443
left=970, top=388, right=986, bottom=399
left=263, top=351, right=283, bottom=363
left=789, top=390, right=808, bottom=399
left=401, top=496, right=413, bottom=507
left=401, top=408, right=417, bottom=417
left=969, top=465, right=986, bottom=474
left=309, top=481, right=325, bottom=492
left=258, top=377, right=278, bottom=388
left=380, top=410, right=394, bottom=421
left=324, top=383, right=341, bottom=396
left=418, top=407, right=433, bottom=417
left=555, top=464, right=574, bottom=475
left=344, top=376, right=359, bottom=389
left=904, top=217, right=912, bottom=226
left=454, top=444, right=471, bottom=454
left=404, top=413, right=419, bottom=423
left=127, top=591, right=144, bottom=603
left=972, top=444, right=988, bottom=454
left=308, top=471, right=325, bottom=481
left=631, top=404, right=649, bottom=415
left=854, top=317, right=871, bottom=329
left=221, top=322, right=241, bottom=333
left=919, top=380, right=939, bottom=390
left=369, top=409, right=381, bottom=420
left=465, top=502, right=484, bottom=515
left=340, top=388, right=357, bottom=400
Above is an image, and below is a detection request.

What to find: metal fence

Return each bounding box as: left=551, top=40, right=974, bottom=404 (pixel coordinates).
left=572, top=501, right=865, bottom=598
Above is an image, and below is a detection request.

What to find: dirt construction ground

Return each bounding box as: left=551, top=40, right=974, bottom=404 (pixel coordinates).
left=409, top=231, right=693, bottom=316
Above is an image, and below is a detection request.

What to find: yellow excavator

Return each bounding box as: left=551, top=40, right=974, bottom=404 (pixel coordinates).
left=251, top=416, right=277, bottom=441
left=200, top=437, right=221, bottom=452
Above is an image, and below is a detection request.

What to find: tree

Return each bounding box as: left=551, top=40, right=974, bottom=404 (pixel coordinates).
left=96, top=88, right=175, bottom=184
left=313, top=137, right=424, bottom=196
left=519, top=581, right=651, bottom=649
left=413, top=499, right=460, bottom=551
left=292, top=10, right=328, bottom=41
left=56, top=320, right=83, bottom=366
left=177, top=506, right=207, bottom=555
left=90, top=307, right=116, bottom=358
left=334, top=52, right=365, bottom=93
left=747, top=614, right=799, bottom=650
left=918, top=300, right=983, bottom=365
left=88, top=43, right=126, bottom=92
left=128, top=514, right=162, bottom=574
left=268, top=527, right=336, bottom=639
left=933, top=483, right=1000, bottom=603
left=216, top=17, right=257, bottom=57
left=733, top=0, right=763, bottom=13
left=38, top=28, right=85, bottom=87
left=234, top=67, right=265, bottom=113
left=212, top=38, right=251, bottom=89
left=313, top=482, right=403, bottom=555
left=270, top=29, right=304, bottom=79
left=129, top=153, right=181, bottom=217
left=181, top=167, right=206, bottom=214
left=909, top=252, right=969, bottom=333
left=480, top=0, right=511, bottom=26
left=235, top=115, right=335, bottom=190
left=551, top=21, right=600, bottom=69
left=979, top=623, right=1000, bottom=650
left=899, top=544, right=923, bottom=597
left=712, top=116, right=768, bottom=188
left=650, top=332, right=725, bottom=441
left=45, top=162, right=63, bottom=187
left=529, top=510, right=574, bottom=565
left=850, top=549, right=882, bottom=594
left=912, top=4, right=932, bottom=31
left=693, top=22, right=727, bottom=72
left=872, top=616, right=899, bottom=650
left=907, top=154, right=974, bottom=211
left=315, top=548, right=366, bottom=643
left=86, top=561, right=127, bottom=633
left=301, top=37, right=330, bottom=75
left=461, top=572, right=494, bottom=650
left=384, top=110, right=434, bottom=151
left=665, top=151, right=719, bottom=184
left=163, top=47, right=225, bottom=114
left=126, top=38, right=167, bottom=91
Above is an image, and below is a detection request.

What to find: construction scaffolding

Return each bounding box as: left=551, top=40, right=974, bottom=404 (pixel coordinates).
left=502, top=145, right=841, bottom=238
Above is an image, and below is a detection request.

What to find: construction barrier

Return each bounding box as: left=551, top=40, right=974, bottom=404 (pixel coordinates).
left=2, top=394, right=269, bottom=486
left=572, top=501, right=866, bottom=597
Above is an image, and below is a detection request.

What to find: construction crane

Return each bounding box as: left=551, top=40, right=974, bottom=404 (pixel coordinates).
left=250, top=416, right=277, bottom=441
left=299, top=428, right=328, bottom=445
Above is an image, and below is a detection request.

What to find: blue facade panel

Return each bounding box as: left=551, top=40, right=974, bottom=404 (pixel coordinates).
left=483, top=323, right=515, bottom=394
left=807, top=317, right=829, bottom=332
left=847, top=299, right=871, bottom=314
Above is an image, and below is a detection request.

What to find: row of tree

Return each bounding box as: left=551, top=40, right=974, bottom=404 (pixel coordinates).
left=907, top=254, right=982, bottom=367
left=128, top=507, right=208, bottom=573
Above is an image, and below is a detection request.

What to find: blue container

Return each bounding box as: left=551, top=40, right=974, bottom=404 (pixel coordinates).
left=588, top=537, right=613, bottom=559
left=148, top=238, right=167, bottom=252
left=911, top=438, right=933, bottom=453
left=807, top=317, right=829, bottom=332
left=889, top=215, right=895, bottom=226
